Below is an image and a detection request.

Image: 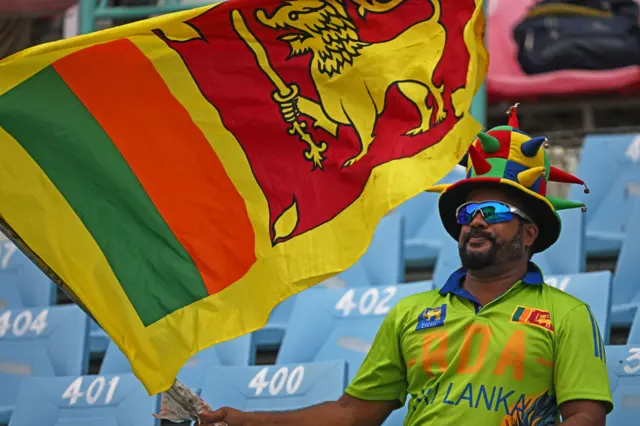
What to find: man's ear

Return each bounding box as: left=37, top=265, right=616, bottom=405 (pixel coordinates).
left=523, top=222, right=539, bottom=250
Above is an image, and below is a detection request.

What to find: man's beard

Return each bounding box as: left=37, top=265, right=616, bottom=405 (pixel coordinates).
left=459, top=224, right=525, bottom=270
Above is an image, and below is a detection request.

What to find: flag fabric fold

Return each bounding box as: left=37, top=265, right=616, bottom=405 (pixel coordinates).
left=0, top=0, right=487, bottom=394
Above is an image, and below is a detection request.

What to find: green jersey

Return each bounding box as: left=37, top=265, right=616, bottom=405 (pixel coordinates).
left=345, top=262, right=613, bottom=425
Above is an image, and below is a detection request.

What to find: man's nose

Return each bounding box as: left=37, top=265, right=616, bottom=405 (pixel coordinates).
left=469, top=212, right=488, bottom=227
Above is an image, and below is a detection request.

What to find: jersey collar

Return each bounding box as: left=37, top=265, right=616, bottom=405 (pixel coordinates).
left=438, top=261, right=545, bottom=296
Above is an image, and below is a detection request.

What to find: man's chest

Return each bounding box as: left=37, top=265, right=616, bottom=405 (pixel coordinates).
left=399, top=301, right=556, bottom=394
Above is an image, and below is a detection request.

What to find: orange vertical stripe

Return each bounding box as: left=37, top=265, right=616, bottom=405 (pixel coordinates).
left=53, top=39, right=256, bottom=295
left=493, top=330, right=526, bottom=381
left=421, top=331, right=449, bottom=377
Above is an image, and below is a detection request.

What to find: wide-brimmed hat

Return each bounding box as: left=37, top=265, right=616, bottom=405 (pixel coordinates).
left=427, top=104, right=589, bottom=253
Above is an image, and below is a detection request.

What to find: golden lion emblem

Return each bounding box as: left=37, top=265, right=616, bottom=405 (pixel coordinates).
left=254, top=0, right=447, bottom=168
left=535, top=313, right=553, bottom=328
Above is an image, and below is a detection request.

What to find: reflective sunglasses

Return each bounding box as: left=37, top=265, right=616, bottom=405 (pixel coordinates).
left=455, top=201, right=533, bottom=225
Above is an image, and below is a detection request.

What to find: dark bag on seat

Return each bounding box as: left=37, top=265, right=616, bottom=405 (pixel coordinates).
left=514, top=0, right=640, bottom=74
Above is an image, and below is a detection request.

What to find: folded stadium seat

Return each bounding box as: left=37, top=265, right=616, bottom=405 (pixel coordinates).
left=275, top=282, right=433, bottom=381
left=568, top=134, right=640, bottom=257
left=89, top=320, right=110, bottom=354
left=608, top=198, right=640, bottom=328
left=394, top=166, right=466, bottom=268
left=432, top=209, right=587, bottom=286
left=100, top=333, right=255, bottom=393
left=260, top=213, right=406, bottom=347
left=200, top=361, right=347, bottom=412
left=0, top=239, right=56, bottom=311
left=604, top=345, right=640, bottom=424
left=537, top=208, right=586, bottom=274
left=0, top=305, right=89, bottom=423
left=545, top=271, right=612, bottom=343
left=8, top=373, right=160, bottom=426
left=487, top=0, right=640, bottom=101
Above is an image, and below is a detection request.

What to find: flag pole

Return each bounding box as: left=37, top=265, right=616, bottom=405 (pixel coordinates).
left=0, top=216, right=211, bottom=418
left=0, top=215, right=97, bottom=323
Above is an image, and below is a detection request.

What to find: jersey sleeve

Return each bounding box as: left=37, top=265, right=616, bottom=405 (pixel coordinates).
left=344, top=305, right=408, bottom=405
left=554, top=304, right=613, bottom=413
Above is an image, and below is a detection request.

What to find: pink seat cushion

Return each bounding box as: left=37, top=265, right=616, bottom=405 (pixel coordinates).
left=487, top=0, right=640, bottom=101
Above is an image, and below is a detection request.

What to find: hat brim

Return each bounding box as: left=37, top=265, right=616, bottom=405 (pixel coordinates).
left=438, top=177, right=561, bottom=253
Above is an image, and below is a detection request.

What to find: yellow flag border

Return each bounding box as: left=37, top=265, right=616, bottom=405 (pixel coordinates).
left=0, top=0, right=487, bottom=394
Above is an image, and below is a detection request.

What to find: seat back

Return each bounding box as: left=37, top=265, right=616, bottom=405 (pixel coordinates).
left=570, top=134, right=640, bottom=256
left=100, top=333, right=255, bottom=391
left=0, top=239, right=56, bottom=310
left=431, top=240, right=459, bottom=287
left=570, top=134, right=640, bottom=214
left=612, top=198, right=640, bottom=311
left=605, top=345, right=640, bottom=424
left=276, top=282, right=433, bottom=380
left=8, top=374, right=160, bottom=426
left=395, top=167, right=465, bottom=265
left=395, top=167, right=465, bottom=239
left=545, top=271, right=612, bottom=343
left=0, top=305, right=89, bottom=422
left=539, top=209, right=586, bottom=274
left=321, top=214, right=405, bottom=289
left=200, top=361, right=347, bottom=411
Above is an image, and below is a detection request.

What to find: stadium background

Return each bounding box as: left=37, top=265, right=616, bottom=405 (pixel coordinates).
left=0, top=0, right=639, bottom=424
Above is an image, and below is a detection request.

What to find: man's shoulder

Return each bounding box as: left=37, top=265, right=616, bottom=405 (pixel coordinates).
left=391, top=288, right=446, bottom=321
left=537, top=283, right=590, bottom=324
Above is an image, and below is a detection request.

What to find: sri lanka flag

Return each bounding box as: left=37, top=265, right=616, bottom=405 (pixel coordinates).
left=0, top=0, right=487, bottom=394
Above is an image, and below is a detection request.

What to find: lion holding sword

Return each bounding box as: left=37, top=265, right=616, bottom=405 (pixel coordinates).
left=253, top=0, right=448, bottom=168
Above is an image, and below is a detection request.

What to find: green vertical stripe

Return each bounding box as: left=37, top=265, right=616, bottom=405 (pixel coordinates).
left=0, top=66, right=208, bottom=326
left=512, top=307, right=524, bottom=322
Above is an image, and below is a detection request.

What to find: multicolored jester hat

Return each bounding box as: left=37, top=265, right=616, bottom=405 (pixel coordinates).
left=429, top=104, right=590, bottom=253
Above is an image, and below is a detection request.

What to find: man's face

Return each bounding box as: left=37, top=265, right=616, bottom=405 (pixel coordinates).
left=457, top=188, right=539, bottom=270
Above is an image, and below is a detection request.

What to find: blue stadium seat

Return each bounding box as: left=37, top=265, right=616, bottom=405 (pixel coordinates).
left=261, top=214, right=405, bottom=347
left=432, top=209, right=587, bottom=286
left=89, top=319, right=110, bottom=354
left=0, top=239, right=56, bottom=310
left=569, top=134, right=640, bottom=257
left=545, top=271, right=612, bottom=343
left=200, top=361, right=347, bottom=412
left=610, top=198, right=640, bottom=327
left=0, top=305, right=89, bottom=422
left=319, top=213, right=405, bottom=289
left=276, top=283, right=433, bottom=381
left=8, top=373, right=160, bottom=426
left=605, top=345, right=640, bottom=425
left=101, top=334, right=255, bottom=392
left=394, top=166, right=466, bottom=267
left=537, top=209, right=586, bottom=274
left=431, top=240, right=460, bottom=287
